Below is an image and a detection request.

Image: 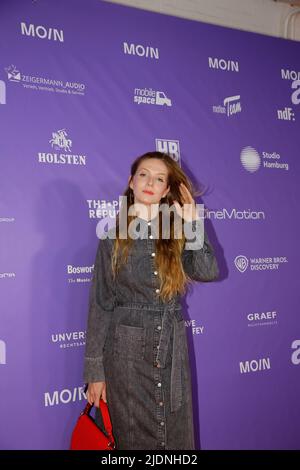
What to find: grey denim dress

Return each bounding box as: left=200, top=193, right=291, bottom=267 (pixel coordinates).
left=83, top=216, right=219, bottom=450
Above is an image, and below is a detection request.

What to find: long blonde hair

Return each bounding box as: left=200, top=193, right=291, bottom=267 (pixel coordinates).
left=112, top=151, right=202, bottom=302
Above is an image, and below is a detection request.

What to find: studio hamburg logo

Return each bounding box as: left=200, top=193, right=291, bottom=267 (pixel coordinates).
left=235, top=255, right=248, bottom=273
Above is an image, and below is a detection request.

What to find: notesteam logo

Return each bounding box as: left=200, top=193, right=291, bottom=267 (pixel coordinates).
left=247, top=310, right=278, bottom=328
left=0, top=340, right=6, bottom=365
left=134, top=88, right=172, bottom=106
left=240, top=146, right=289, bottom=172
left=291, top=340, right=300, bottom=365
left=240, top=357, right=271, bottom=374
left=5, top=64, right=85, bottom=96
left=234, top=255, right=288, bottom=273
left=67, top=264, right=93, bottom=285
left=123, top=42, right=159, bottom=59
left=44, top=386, right=86, bottom=406
left=208, top=57, right=239, bottom=72
left=38, top=130, right=87, bottom=166
left=21, top=22, right=64, bottom=42
left=212, top=95, right=241, bottom=117
left=155, top=139, right=180, bottom=164
left=0, top=80, right=6, bottom=104
left=51, top=330, right=86, bottom=349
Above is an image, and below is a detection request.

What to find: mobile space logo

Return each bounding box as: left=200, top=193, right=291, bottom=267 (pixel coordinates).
left=5, top=64, right=85, bottom=96
left=134, top=88, right=172, bottom=106
left=0, top=80, right=6, bottom=104
left=234, top=255, right=288, bottom=273
left=155, top=139, right=180, bottom=164
left=123, top=42, right=159, bottom=59
left=212, top=95, right=241, bottom=117
left=240, top=146, right=289, bottom=172
left=21, top=22, right=64, bottom=42
left=38, top=129, right=87, bottom=166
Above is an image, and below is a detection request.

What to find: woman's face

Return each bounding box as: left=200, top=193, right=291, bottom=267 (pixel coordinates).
left=129, top=158, right=170, bottom=207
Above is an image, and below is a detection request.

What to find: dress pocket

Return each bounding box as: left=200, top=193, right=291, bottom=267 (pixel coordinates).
left=114, top=324, right=146, bottom=361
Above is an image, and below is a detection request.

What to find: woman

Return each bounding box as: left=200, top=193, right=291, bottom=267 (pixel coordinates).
left=83, top=151, right=219, bottom=450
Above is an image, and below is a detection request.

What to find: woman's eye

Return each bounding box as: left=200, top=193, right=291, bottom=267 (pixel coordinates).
left=158, top=178, right=164, bottom=182
left=140, top=173, right=146, bottom=176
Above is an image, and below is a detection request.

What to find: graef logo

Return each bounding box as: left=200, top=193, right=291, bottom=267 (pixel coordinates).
left=0, top=340, right=6, bottom=365
left=0, top=80, right=6, bottom=104
left=291, top=340, right=300, bottom=365
left=213, top=95, right=241, bottom=117
left=281, top=69, right=300, bottom=81
left=44, top=386, right=85, bottom=406
left=240, top=147, right=261, bottom=172
left=240, top=147, right=289, bottom=172
left=247, top=310, right=278, bottom=327
left=21, top=22, right=64, bottom=42
left=291, top=79, right=300, bottom=105
left=123, top=42, right=159, bottom=59
left=206, top=208, right=265, bottom=220
left=234, top=255, right=248, bottom=273
left=38, top=130, right=86, bottom=166
left=240, top=357, right=271, bottom=373
left=155, top=139, right=180, bottom=164
left=134, top=88, right=172, bottom=106
left=208, top=57, right=239, bottom=72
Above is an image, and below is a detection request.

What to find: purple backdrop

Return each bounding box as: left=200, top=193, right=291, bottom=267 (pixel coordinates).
left=1, top=0, right=300, bottom=450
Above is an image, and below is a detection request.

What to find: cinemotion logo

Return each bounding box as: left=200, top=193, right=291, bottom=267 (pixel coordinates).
left=0, top=340, right=6, bottom=365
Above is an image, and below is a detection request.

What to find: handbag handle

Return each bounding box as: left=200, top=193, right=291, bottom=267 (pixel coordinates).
left=83, top=399, right=115, bottom=446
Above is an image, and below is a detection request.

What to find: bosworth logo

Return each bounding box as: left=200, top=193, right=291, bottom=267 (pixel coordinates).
left=5, top=65, right=85, bottom=96
left=67, top=264, right=93, bottom=285
left=155, top=139, right=180, bottom=164
left=38, top=130, right=87, bottom=166
left=240, top=146, right=289, bottom=172
left=123, top=42, right=159, bottom=59
left=212, top=95, right=241, bottom=117
left=235, top=255, right=288, bottom=272
left=21, top=22, right=64, bottom=42
left=208, top=57, right=239, bottom=72
left=134, top=88, right=172, bottom=106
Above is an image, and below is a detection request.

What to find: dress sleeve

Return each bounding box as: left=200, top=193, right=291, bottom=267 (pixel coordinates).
left=181, top=219, right=219, bottom=282
left=83, top=237, right=115, bottom=383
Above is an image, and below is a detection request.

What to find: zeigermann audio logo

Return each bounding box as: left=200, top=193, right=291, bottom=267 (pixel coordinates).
left=51, top=330, right=86, bottom=349
left=247, top=310, right=278, bottom=328
left=239, top=357, right=271, bottom=374
left=5, top=64, right=85, bottom=96
left=291, top=340, right=300, bottom=365
left=134, top=88, right=172, bottom=106
left=67, top=264, right=93, bottom=285
left=235, top=255, right=288, bottom=272
left=212, top=95, right=241, bottom=117
left=44, top=386, right=86, bottom=407
left=240, top=146, right=289, bottom=172
left=208, top=57, right=239, bottom=72
left=123, top=42, right=159, bottom=59
left=155, top=139, right=180, bottom=164
left=38, top=129, right=87, bottom=166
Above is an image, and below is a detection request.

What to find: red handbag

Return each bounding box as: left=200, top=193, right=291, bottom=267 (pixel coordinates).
left=70, top=398, right=116, bottom=450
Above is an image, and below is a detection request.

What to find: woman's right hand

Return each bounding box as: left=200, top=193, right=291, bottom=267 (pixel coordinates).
left=86, top=381, right=107, bottom=407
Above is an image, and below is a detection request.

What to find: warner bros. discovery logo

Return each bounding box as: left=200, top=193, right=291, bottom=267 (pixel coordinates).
left=234, top=255, right=248, bottom=273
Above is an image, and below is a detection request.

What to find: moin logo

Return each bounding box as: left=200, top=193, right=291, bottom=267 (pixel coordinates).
left=38, top=130, right=87, bottom=166
left=123, top=42, right=159, bottom=59
left=0, top=80, right=6, bottom=104
left=212, top=95, right=241, bottom=117
left=0, top=340, right=6, bottom=365
left=208, top=57, right=239, bottom=72
left=240, top=357, right=271, bottom=373
left=21, top=22, right=64, bottom=42
left=240, top=146, right=289, bottom=172
left=134, top=88, right=172, bottom=106
left=155, top=139, right=180, bottom=164
left=44, top=386, right=86, bottom=406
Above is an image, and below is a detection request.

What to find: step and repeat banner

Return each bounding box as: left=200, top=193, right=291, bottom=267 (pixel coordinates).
left=0, top=0, right=299, bottom=450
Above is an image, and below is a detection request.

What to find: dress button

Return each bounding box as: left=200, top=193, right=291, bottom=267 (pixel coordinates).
left=154, top=271, right=158, bottom=275
left=149, top=235, right=153, bottom=239
left=155, top=289, right=160, bottom=294
left=151, top=252, right=155, bottom=257
left=157, top=325, right=161, bottom=330
left=159, top=401, right=164, bottom=406
left=161, top=441, right=165, bottom=446
left=156, top=363, right=161, bottom=368
left=147, top=221, right=151, bottom=226
left=157, top=382, right=162, bottom=387
left=160, top=421, right=165, bottom=426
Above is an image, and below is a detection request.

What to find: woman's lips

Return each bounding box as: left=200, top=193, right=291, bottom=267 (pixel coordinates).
left=143, top=190, right=154, bottom=195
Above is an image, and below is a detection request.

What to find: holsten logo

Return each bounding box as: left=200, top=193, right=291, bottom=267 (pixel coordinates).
left=38, top=129, right=87, bottom=166
left=240, top=357, right=271, bottom=374
left=212, top=95, right=241, bottom=117
left=21, top=22, right=64, bottom=42
left=247, top=310, right=277, bottom=327
left=44, top=386, right=85, bottom=406
left=240, top=146, right=289, bottom=172
left=235, top=255, right=288, bottom=272
left=0, top=80, right=6, bottom=104
left=134, top=88, right=172, bottom=106
left=155, top=139, right=180, bottom=164
left=291, top=340, right=300, bottom=365
left=208, top=57, right=239, bottom=72
left=123, top=42, right=159, bottom=59
left=0, top=340, right=6, bottom=365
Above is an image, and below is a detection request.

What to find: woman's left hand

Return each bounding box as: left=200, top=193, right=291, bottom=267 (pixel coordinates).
left=173, top=183, right=200, bottom=222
